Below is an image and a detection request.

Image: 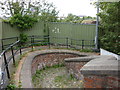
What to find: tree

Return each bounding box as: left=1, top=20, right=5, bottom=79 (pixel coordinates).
left=38, top=0, right=59, bottom=22
left=60, top=13, right=96, bottom=23
left=60, top=13, right=82, bottom=23
left=39, top=9, right=59, bottom=22
left=98, top=2, right=120, bottom=54
left=9, top=14, right=37, bottom=31
left=0, top=0, right=59, bottom=22
left=82, top=16, right=95, bottom=20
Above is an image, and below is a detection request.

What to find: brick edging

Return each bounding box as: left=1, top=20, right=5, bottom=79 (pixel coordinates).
left=20, top=49, right=92, bottom=88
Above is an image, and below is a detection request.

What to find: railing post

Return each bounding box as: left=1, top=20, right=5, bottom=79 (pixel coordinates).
left=31, top=36, right=33, bottom=50
left=71, top=39, right=73, bottom=47
left=20, top=47, right=22, bottom=56
left=3, top=52, right=10, bottom=79
left=32, top=35, right=34, bottom=44
left=11, top=46, right=15, bottom=65
left=17, top=37, right=19, bottom=41
left=66, top=37, right=69, bottom=49
left=82, top=40, right=84, bottom=49
left=1, top=39, right=4, bottom=50
left=19, top=41, right=22, bottom=56
left=48, top=36, right=50, bottom=49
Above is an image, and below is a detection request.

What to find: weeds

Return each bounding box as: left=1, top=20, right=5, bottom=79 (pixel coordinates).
left=32, top=66, right=83, bottom=88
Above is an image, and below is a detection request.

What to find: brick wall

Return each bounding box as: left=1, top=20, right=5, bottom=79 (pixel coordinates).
left=64, top=57, right=94, bottom=80
left=83, top=75, right=120, bottom=88
left=31, top=53, right=80, bottom=74
left=31, top=52, right=119, bottom=89
left=65, top=62, right=87, bottom=80
left=80, top=56, right=119, bottom=88
left=107, top=76, right=120, bottom=88
left=65, top=55, right=120, bottom=89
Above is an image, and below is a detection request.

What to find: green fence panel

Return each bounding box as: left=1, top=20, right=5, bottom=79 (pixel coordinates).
left=24, top=21, right=44, bottom=36
left=48, top=22, right=96, bottom=46
left=1, top=21, right=45, bottom=48
left=2, top=22, right=19, bottom=38
left=1, top=21, right=96, bottom=50
left=2, top=22, right=19, bottom=48
left=71, top=24, right=96, bottom=47
left=48, top=22, right=73, bottom=45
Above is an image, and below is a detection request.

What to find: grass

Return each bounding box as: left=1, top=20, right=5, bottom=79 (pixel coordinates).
left=32, top=65, right=83, bottom=88
left=32, top=64, right=65, bottom=82
left=32, top=64, right=63, bottom=88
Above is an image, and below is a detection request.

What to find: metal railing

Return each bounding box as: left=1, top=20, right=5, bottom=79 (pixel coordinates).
left=0, top=40, right=22, bottom=88
left=29, top=35, right=95, bottom=49
left=1, top=35, right=95, bottom=50
left=1, top=37, right=19, bottom=51
left=0, top=35, right=95, bottom=88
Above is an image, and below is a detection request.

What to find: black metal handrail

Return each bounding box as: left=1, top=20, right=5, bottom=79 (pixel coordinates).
left=0, top=35, right=95, bottom=88
left=0, top=40, right=21, bottom=80
left=1, top=35, right=95, bottom=51
left=1, top=36, right=19, bottom=50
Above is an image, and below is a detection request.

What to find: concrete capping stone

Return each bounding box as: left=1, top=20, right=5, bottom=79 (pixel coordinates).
left=80, top=55, right=119, bottom=76
left=100, top=48, right=120, bottom=60
left=64, top=56, right=99, bottom=62
left=20, top=49, right=92, bottom=88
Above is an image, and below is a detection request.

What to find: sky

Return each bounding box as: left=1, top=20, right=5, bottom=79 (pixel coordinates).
left=0, top=0, right=97, bottom=18
left=47, top=0, right=97, bottom=17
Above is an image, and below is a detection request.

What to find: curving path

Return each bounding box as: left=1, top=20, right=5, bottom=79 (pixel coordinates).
left=18, top=49, right=95, bottom=88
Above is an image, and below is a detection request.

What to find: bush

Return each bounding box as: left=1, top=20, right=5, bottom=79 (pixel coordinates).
left=20, top=33, right=28, bottom=45
left=100, top=32, right=120, bottom=55
left=9, top=14, right=37, bottom=31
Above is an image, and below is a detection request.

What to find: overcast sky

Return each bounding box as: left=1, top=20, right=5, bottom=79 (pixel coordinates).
left=0, top=0, right=97, bottom=18
left=47, top=0, right=97, bottom=17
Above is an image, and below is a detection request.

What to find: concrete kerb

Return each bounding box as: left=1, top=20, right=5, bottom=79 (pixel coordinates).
left=20, top=49, right=95, bottom=88
left=64, top=56, right=100, bottom=62
left=80, top=55, right=119, bottom=76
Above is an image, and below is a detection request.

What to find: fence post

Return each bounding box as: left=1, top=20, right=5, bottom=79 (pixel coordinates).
left=82, top=40, right=84, bottom=49
left=11, top=46, right=15, bottom=65
left=19, top=41, right=22, bottom=56
left=31, top=36, right=33, bottom=50
left=32, top=35, right=34, bottom=44
left=3, top=52, right=10, bottom=79
left=48, top=35, right=50, bottom=49
left=1, top=39, right=4, bottom=50
left=71, top=39, right=73, bottom=47
left=17, top=37, right=19, bottom=41
left=20, top=46, right=22, bottom=56
left=66, top=37, right=69, bottom=49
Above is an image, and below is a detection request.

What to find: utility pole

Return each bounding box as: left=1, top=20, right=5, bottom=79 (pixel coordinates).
left=95, top=1, right=99, bottom=49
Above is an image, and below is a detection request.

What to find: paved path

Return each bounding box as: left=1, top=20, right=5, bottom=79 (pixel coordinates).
left=0, top=46, right=119, bottom=88
left=19, top=49, right=96, bottom=88
left=0, top=46, right=98, bottom=88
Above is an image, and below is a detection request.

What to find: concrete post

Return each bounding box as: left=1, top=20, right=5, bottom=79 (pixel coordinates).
left=0, top=21, right=3, bottom=52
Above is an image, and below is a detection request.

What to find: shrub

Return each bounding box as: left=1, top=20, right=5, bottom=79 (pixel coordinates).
left=100, top=32, right=120, bottom=55
left=9, top=14, right=37, bottom=31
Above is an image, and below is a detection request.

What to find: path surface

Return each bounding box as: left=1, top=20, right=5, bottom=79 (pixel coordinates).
left=0, top=46, right=98, bottom=88
left=20, top=49, right=96, bottom=88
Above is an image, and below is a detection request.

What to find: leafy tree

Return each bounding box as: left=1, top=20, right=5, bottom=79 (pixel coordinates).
left=60, top=13, right=82, bottom=23
left=0, top=0, right=59, bottom=45
left=98, top=2, right=120, bottom=54
left=0, top=0, right=59, bottom=22
left=60, top=13, right=96, bottom=23
left=82, top=16, right=96, bottom=20
left=38, top=1, right=59, bottom=22
left=9, top=14, right=37, bottom=31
